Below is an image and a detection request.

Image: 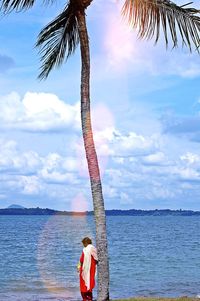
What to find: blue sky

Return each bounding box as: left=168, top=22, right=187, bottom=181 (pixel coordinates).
left=0, top=0, right=200, bottom=211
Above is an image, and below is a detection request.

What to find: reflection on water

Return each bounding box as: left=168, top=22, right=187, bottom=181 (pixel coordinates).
left=0, top=215, right=200, bottom=300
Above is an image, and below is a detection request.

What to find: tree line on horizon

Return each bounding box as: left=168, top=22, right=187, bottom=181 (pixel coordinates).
left=1, top=206, right=200, bottom=216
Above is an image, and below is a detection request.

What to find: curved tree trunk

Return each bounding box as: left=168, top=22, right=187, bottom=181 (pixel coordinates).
left=77, top=9, right=110, bottom=301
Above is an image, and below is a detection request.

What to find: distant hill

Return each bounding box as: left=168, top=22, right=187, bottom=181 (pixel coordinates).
left=0, top=207, right=200, bottom=216
left=0, top=207, right=84, bottom=216
left=7, top=204, right=25, bottom=209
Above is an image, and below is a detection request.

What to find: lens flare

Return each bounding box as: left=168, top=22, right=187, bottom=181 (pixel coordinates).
left=71, top=193, right=88, bottom=214
left=37, top=215, right=75, bottom=298
left=37, top=194, right=94, bottom=299
left=104, top=9, right=136, bottom=71
left=76, top=103, right=115, bottom=179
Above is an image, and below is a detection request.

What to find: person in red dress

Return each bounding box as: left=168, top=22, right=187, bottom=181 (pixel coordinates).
left=77, top=237, right=98, bottom=301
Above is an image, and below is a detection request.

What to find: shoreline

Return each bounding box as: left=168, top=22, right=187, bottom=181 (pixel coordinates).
left=1, top=293, right=199, bottom=301
left=114, top=296, right=200, bottom=301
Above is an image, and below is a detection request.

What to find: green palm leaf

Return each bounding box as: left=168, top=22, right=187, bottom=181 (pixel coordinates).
left=36, top=2, right=79, bottom=79
left=0, top=0, right=59, bottom=12
left=1, top=0, right=36, bottom=12
left=122, top=0, right=200, bottom=51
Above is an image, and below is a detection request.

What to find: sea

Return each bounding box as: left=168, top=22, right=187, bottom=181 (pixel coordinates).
left=0, top=215, right=200, bottom=300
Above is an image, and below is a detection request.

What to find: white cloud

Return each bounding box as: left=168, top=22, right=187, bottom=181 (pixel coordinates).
left=113, top=131, right=157, bottom=156
left=0, top=139, right=41, bottom=173
left=39, top=169, right=76, bottom=184
left=142, top=152, right=169, bottom=166
left=92, top=127, right=159, bottom=158
left=2, top=95, right=200, bottom=209
left=20, top=175, right=41, bottom=195
left=1, top=127, right=200, bottom=209
left=0, top=139, right=81, bottom=198
left=177, top=167, right=200, bottom=181
left=103, top=184, right=118, bottom=199
left=179, top=62, right=200, bottom=78
left=180, top=152, right=200, bottom=166
left=103, top=5, right=200, bottom=78
left=145, top=50, right=200, bottom=79
left=62, top=157, right=78, bottom=172
left=0, top=92, right=81, bottom=132
left=120, top=192, right=133, bottom=205
left=150, top=185, right=177, bottom=200
left=39, top=153, right=78, bottom=184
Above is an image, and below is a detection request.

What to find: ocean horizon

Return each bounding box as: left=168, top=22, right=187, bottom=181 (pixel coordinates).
left=1, top=205, right=200, bottom=216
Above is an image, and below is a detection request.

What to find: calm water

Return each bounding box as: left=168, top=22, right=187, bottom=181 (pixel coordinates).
left=0, top=215, right=200, bottom=300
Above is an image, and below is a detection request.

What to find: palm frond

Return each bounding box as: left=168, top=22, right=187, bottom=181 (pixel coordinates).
left=36, top=2, right=79, bottom=79
left=0, top=0, right=62, bottom=13
left=1, top=0, right=36, bottom=12
left=122, top=0, right=200, bottom=51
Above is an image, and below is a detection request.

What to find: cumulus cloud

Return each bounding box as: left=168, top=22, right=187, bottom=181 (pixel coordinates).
left=101, top=125, right=200, bottom=206
left=39, top=153, right=79, bottom=185
left=87, top=127, right=159, bottom=158
left=112, top=131, right=158, bottom=157
left=177, top=167, right=200, bottom=182
left=180, top=152, right=200, bottom=166
left=2, top=128, right=200, bottom=209
left=0, top=92, right=80, bottom=132
left=142, top=152, right=170, bottom=166
left=20, top=176, right=42, bottom=195
left=2, top=94, right=200, bottom=209
left=0, top=139, right=41, bottom=174
left=0, top=139, right=79, bottom=189
left=74, top=126, right=160, bottom=181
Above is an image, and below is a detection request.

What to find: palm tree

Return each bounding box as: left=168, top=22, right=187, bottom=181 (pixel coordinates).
left=1, top=0, right=200, bottom=300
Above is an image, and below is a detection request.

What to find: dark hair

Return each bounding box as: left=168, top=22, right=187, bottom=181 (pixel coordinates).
left=82, top=237, right=92, bottom=246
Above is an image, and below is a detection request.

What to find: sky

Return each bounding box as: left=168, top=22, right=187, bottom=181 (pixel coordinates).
left=0, top=0, right=200, bottom=211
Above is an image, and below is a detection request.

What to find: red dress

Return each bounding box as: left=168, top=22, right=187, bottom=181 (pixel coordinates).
left=79, top=251, right=97, bottom=292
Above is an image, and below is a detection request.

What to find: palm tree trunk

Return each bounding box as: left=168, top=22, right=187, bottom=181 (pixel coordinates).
left=77, top=9, right=110, bottom=301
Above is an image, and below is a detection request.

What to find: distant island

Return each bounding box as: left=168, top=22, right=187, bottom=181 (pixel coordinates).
left=7, top=204, right=25, bottom=209
left=0, top=205, right=200, bottom=216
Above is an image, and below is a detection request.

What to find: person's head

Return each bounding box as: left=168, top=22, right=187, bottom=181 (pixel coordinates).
left=82, top=237, right=92, bottom=247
